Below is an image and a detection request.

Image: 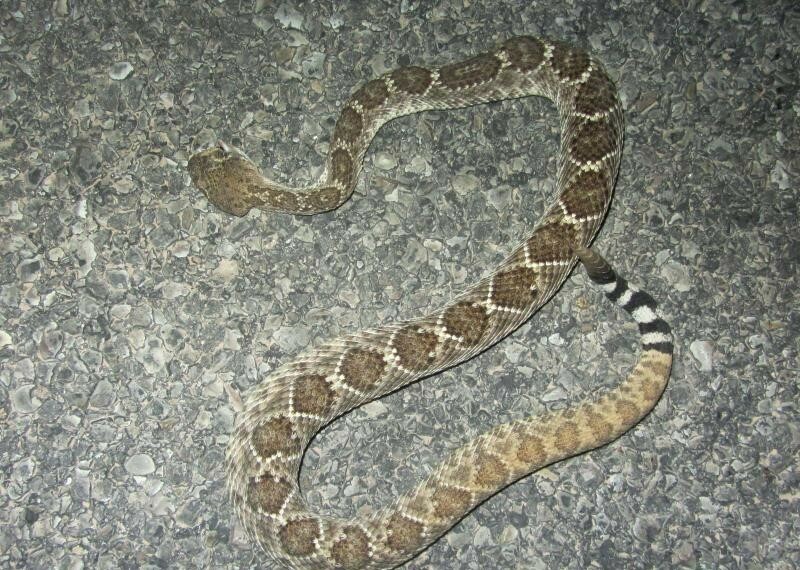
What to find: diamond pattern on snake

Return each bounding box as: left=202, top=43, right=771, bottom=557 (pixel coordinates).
left=188, top=36, right=673, bottom=570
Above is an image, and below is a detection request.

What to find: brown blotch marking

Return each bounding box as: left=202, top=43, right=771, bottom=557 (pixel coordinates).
left=642, top=353, right=673, bottom=377
left=292, top=373, right=336, bottom=417
left=501, top=36, right=546, bottom=72
left=473, top=451, right=510, bottom=488
left=251, top=416, right=298, bottom=459
left=439, top=53, right=501, bottom=90
left=403, top=494, right=434, bottom=519
left=279, top=518, right=320, bottom=556
left=333, top=106, right=363, bottom=145
left=639, top=375, right=666, bottom=402
left=430, top=485, right=473, bottom=520
left=574, top=68, right=618, bottom=116
left=339, top=347, right=386, bottom=392
left=490, top=266, right=539, bottom=310
left=525, top=222, right=576, bottom=264
left=553, top=421, right=581, bottom=452
left=583, top=409, right=615, bottom=442
left=614, top=397, right=642, bottom=427
left=393, top=326, right=439, bottom=370
left=268, top=188, right=301, bottom=212
left=330, top=148, right=354, bottom=185
left=492, top=432, right=518, bottom=460
left=551, top=42, right=591, bottom=82
left=312, top=186, right=344, bottom=211
left=569, top=120, right=619, bottom=164
left=445, top=462, right=471, bottom=486
left=441, top=301, right=489, bottom=346
left=331, top=525, right=371, bottom=567
left=391, top=66, right=433, bottom=94
left=352, top=78, right=389, bottom=110
left=560, top=169, right=611, bottom=220
left=247, top=475, right=293, bottom=515
left=516, top=432, right=548, bottom=465
left=385, top=513, right=424, bottom=552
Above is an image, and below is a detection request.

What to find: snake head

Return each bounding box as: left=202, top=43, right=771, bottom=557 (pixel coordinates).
left=187, top=141, right=260, bottom=217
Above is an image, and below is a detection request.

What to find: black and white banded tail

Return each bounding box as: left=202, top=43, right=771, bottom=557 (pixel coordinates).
left=576, top=246, right=673, bottom=357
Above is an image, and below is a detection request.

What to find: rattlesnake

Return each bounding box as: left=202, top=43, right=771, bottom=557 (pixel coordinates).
left=188, top=36, right=673, bottom=569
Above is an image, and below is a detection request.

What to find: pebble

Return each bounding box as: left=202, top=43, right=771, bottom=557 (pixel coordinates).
left=109, top=62, right=134, bottom=81
left=89, top=379, right=115, bottom=409
left=374, top=152, right=398, bottom=170
left=124, top=453, right=156, bottom=476
left=76, top=240, right=96, bottom=277
left=689, top=340, right=715, bottom=371
left=472, top=526, right=492, bottom=547
left=11, top=385, right=40, bottom=413
left=274, top=4, right=304, bottom=29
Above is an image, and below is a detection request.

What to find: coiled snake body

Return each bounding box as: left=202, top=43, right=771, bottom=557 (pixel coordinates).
left=188, top=36, right=672, bottom=570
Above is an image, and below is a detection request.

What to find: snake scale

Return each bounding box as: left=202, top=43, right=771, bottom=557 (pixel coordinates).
left=187, top=36, right=673, bottom=569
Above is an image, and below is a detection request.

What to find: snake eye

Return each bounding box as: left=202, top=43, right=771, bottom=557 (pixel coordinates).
left=216, top=140, right=231, bottom=155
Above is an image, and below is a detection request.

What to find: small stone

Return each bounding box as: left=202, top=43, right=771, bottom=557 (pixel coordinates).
left=175, top=500, right=202, bottom=527
left=159, top=280, right=190, bottom=299
left=109, top=304, right=131, bottom=319
left=37, top=328, right=63, bottom=359
left=273, top=325, right=312, bottom=352
left=47, top=246, right=65, bottom=261
left=124, top=453, right=156, bottom=476
left=632, top=514, right=660, bottom=542
left=195, top=410, right=212, bottom=429
left=159, top=92, right=174, bottom=109
left=52, top=0, right=69, bottom=17
left=107, top=269, right=130, bottom=290
left=76, top=240, right=96, bottom=277
left=213, top=259, right=239, bottom=281
left=274, top=4, right=304, bottom=30
left=408, top=155, right=430, bottom=174
left=487, top=185, right=512, bottom=210
left=689, top=340, right=714, bottom=371
left=223, top=328, right=242, bottom=350
left=473, top=525, right=492, bottom=547
left=374, top=152, right=397, bottom=170
left=451, top=173, right=480, bottom=195
left=140, top=338, right=167, bottom=374
left=12, top=457, right=37, bottom=482
left=499, top=524, right=518, bottom=544
left=661, top=260, right=692, bottom=292
left=109, top=62, right=134, bottom=80
left=343, top=477, right=361, bottom=497
left=445, top=527, right=471, bottom=548
left=362, top=401, right=388, bottom=418
left=11, top=385, right=40, bottom=413
left=16, top=258, right=42, bottom=282
left=422, top=238, right=443, bottom=253
left=542, top=386, right=568, bottom=402
left=302, top=52, right=325, bottom=78
left=89, top=379, right=115, bottom=408
left=171, top=240, right=191, bottom=258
